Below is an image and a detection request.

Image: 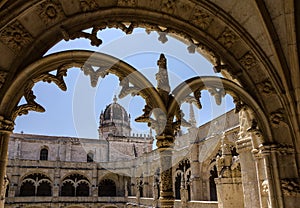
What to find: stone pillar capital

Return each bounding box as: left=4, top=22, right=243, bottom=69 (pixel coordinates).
left=0, top=116, right=14, bottom=133
left=236, top=137, right=252, bottom=153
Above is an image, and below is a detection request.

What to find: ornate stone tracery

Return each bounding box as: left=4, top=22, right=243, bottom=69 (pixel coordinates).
left=11, top=66, right=68, bottom=120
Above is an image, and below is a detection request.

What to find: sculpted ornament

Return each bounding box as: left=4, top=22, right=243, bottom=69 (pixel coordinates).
left=81, top=64, right=109, bottom=87
left=270, top=109, right=286, bottom=127
left=281, top=179, right=300, bottom=196
left=191, top=8, right=212, bottom=30
left=162, top=0, right=178, bottom=14
left=239, top=51, right=257, bottom=69
left=0, top=116, right=14, bottom=132
left=118, top=0, right=137, bottom=7
left=37, top=0, right=65, bottom=25
left=0, top=21, right=33, bottom=52
left=257, top=80, right=275, bottom=95
left=218, top=27, right=238, bottom=48
left=61, top=27, right=103, bottom=47
left=12, top=67, right=68, bottom=119
left=80, top=0, right=99, bottom=12
left=0, top=71, right=7, bottom=89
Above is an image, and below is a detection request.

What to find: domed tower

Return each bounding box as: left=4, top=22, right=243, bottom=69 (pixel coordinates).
left=98, top=96, right=131, bottom=139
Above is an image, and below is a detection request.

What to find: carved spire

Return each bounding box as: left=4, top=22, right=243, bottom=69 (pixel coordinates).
left=156, top=54, right=170, bottom=94
left=188, top=102, right=197, bottom=127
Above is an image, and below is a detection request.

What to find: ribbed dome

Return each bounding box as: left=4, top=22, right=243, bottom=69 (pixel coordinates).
left=99, top=96, right=131, bottom=138
left=103, top=96, right=129, bottom=122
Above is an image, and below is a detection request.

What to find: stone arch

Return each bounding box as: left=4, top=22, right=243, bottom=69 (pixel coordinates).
left=19, top=171, right=52, bottom=183
left=0, top=1, right=296, bottom=148
left=19, top=172, right=52, bottom=197
left=60, top=173, right=90, bottom=197
left=98, top=179, right=117, bottom=197
left=0, top=2, right=298, bottom=208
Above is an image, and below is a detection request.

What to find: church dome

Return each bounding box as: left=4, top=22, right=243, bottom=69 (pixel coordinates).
left=99, top=96, right=131, bottom=138
left=103, top=96, right=129, bottom=122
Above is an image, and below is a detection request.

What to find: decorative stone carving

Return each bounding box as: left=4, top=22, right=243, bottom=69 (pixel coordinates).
left=156, top=54, right=171, bottom=93
left=257, top=80, right=275, bottom=95
left=218, top=27, right=238, bottom=48
left=262, top=180, right=269, bottom=195
left=239, top=51, right=257, bottom=69
left=270, top=109, right=286, bottom=127
left=275, top=143, right=295, bottom=155
left=80, top=0, right=99, bottom=12
left=191, top=8, right=212, bottom=30
left=119, top=77, right=140, bottom=98
left=161, top=0, right=178, bottom=14
left=207, top=87, right=225, bottom=105
left=12, top=67, right=68, bottom=119
left=61, top=27, right=103, bottom=47
left=70, top=137, right=80, bottom=145
left=233, top=96, right=245, bottom=113
left=80, top=64, right=109, bottom=87
left=12, top=82, right=45, bottom=120
left=0, top=71, right=7, bottom=89
left=0, top=21, right=33, bottom=52
left=118, top=0, right=137, bottom=7
left=281, top=179, right=300, bottom=196
left=0, top=116, right=14, bottom=132
left=0, top=175, right=8, bottom=201
left=37, top=0, right=65, bottom=25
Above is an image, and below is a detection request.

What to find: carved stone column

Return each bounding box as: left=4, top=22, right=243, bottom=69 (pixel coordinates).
left=0, top=117, right=14, bottom=208
left=215, top=134, right=244, bottom=208
left=157, top=135, right=175, bottom=208
left=236, top=137, right=260, bottom=208
left=190, top=142, right=201, bottom=201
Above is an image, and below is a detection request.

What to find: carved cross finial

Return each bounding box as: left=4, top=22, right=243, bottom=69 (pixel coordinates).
left=113, top=95, right=117, bottom=103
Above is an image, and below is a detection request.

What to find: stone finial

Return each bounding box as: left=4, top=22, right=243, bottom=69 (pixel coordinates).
left=156, top=54, right=170, bottom=93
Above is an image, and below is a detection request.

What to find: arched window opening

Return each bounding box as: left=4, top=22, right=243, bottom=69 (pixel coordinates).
left=98, top=179, right=116, bottom=197
left=175, top=159, right=191, bottom=201
left=61, top=181, right=75, bottom=196
left=77, top=182, right=89, bottom=196
left=175, top=173, right=181, bottom=200
left=36, top=181, right=52, bottom=196
left=5, top=184, right=9, bottom=197
left=19, top=173, right=52, bottom=197
left=40, top=148, right=48, bottom=160
left=87, top=152, right=94, bottom=162
left=60, top=174, right=90, bottom=197
left=209, top=165, right=218, bottom=201
left=20, top=181, right=35, bottom=196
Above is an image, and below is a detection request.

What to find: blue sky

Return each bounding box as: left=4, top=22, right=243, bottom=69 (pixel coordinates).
left=14, top=28, right=234, bottom=139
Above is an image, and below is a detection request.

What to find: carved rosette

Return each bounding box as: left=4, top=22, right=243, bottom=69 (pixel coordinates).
left=80, top=0, right=99, bottom=12
left=37, top=0, right=65, bottom=25
left=257, top=80, right=275, bottom=95
left=239, top=51, right=257, bottom=69
left=161, top=0, right=178, bottom=14
left=190, top=8, right=212, bottom=30
left=0, top=116, right=14, bottom=133
left=0, top=21, right=33, bottom=52
left=217, top=27, right=238, bottom=48
left=0, top=71, right=7, bottom=89
left=270, top=109, right=286, bottom=127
